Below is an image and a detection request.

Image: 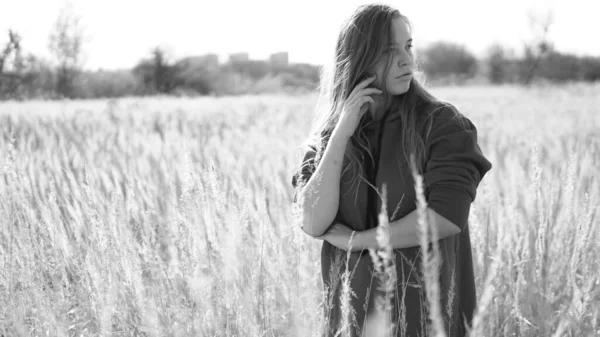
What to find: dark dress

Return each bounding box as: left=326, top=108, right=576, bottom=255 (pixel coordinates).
left=291, top=102, right=492, bottom=337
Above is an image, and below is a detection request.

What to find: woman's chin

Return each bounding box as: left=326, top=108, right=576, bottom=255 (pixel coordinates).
left=389, top=84, right=410, bottom=95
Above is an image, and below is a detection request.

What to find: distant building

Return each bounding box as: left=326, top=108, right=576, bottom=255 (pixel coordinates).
left=200, top=53, right=219, bottom=68
left=178, top=54, right=219, bottom=70
left=269, top=52, right=289, bottom=67
left=229, top=52, right=249, bottom=63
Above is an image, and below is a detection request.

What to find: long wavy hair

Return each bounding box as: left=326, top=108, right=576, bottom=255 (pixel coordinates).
left=305, top=3, right=452, bottom=195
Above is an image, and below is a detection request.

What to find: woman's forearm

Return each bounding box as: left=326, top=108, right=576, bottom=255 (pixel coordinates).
left=354, top=208, right=461, bottom=250
left=296, top=128, right=350, bottom=237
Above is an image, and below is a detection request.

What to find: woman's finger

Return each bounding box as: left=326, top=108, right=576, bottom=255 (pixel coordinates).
left=357, top=96, right=375, bottom=115
left=348, top=75, right=377, bottom=99
left=356, top=87, right=382, bottom=97
left=350, top=93, right=376, bottom=105
left=357, top=96, right=375, bottom=108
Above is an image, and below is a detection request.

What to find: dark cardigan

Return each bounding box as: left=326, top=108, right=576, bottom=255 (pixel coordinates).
left=292, top=102, right=492, bottom=337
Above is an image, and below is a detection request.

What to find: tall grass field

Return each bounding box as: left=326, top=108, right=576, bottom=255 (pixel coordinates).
left=1, top=84, right=599, bottom=336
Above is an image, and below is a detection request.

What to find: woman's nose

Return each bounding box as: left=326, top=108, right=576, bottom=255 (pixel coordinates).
left=396, top=51, right=411, bottom=68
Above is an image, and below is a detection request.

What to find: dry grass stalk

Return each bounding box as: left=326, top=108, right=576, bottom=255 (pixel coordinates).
left=410, top=154, right=446, bottom=337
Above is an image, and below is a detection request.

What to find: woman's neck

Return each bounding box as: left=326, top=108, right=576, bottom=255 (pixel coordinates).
left=370, top=96, right=393, bottom=121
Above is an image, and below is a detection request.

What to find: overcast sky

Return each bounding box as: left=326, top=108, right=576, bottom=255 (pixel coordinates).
left=1, top=0, right=597, bottom=70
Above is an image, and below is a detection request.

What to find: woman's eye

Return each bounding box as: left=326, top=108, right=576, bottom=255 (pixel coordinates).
left=406, top=44, right=413, bottom=51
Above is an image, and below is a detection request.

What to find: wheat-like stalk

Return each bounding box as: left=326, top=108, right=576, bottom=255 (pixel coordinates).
left=366, top=185, right=396, bottom=337
left=410, top=154, right=446, bottom=337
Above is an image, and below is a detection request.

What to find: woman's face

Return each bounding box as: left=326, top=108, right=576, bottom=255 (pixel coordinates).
left=373, top=17, right=414, bottom=95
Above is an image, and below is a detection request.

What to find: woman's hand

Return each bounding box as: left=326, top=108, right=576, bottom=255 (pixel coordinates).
left=316, top=223, right=363, bottom=252
left=334, top=75, right=382, bottom=139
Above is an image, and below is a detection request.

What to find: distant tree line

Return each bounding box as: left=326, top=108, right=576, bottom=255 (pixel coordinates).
left=418, top=41, right=600, bottom=85
left=1, top=6, right=599, bottom=100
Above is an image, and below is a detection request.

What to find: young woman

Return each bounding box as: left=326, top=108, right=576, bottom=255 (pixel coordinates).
left=291, top=3, right=492, bottom=337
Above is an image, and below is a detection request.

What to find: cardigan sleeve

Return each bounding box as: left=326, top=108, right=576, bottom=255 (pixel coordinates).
left=423, top=107, right=492, bottom=231
left=291, top=143, right=318, bottom=203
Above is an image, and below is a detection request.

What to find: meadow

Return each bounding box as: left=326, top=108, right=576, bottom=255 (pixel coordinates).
left=0, top=83, right=599, bottom=336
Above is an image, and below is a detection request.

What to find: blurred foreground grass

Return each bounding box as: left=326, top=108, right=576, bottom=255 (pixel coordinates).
left=0, top=84, right=599, bottom=336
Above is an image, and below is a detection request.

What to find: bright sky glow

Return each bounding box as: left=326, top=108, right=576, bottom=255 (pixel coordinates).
left=1, top=0, right=597, bottom=70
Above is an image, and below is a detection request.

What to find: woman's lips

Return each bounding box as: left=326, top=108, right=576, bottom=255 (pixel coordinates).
left=396, top=72, right=413, bottom=80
